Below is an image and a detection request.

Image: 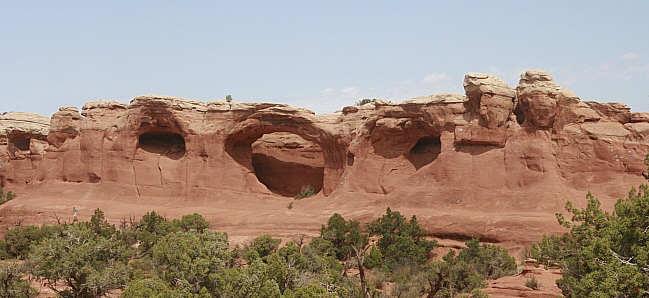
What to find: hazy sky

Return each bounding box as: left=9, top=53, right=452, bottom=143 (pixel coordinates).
left=2, top=1, right=648, bottom=116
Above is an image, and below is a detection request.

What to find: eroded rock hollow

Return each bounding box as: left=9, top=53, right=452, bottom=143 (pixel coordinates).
left=1, top=70, right=649, bottom=244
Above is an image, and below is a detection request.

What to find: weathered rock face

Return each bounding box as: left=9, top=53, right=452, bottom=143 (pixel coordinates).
left=0, top=112, right=50, bottom=184
left=1, top=70, right=648, bottom=245
left=2, top=70, right=648, bottom=201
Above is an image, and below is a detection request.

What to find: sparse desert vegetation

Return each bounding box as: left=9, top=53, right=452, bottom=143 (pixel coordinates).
left=0, top=207, right=519, bottom=297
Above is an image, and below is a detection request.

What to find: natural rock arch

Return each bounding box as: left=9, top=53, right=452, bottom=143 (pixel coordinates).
left=225, top=111, right=346, bottom=196
left=251, top=133, right=325, bottom=197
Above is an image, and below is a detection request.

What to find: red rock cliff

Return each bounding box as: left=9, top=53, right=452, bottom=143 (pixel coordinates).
left=1, top=70, right=648, bottom=244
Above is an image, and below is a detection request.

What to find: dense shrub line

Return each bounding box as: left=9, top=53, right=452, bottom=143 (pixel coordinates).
left=0, top=207, right=517, bottom=297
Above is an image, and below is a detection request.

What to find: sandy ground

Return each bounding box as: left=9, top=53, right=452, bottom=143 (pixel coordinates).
left=0, top=181, right=571, bottom=297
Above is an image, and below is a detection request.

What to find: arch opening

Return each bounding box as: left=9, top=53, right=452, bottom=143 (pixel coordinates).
left=138, top=132, right=186, bottom=158
left=251, top=132, right=324, bottom=197
left=408, top=136, right=441, bottom=170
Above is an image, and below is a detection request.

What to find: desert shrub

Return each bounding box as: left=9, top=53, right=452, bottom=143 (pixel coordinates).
left=355, top=98, right=377, bottom=106
left=367, top=269, right=389, bottom=289
left=177, top=213, right=211, bottom=233
left=122, top=211, right=181, bottom=256
left=29, top=224, right=130, bottom=297
left=152, top=231, right=231, bottom=295
left=382, top=235, right=429, bottom=268
left=243, top=235, right=282, bottom=262
left=122, top=278, right=182, bottom=298
left=529, top=183, right=649, bottom=296
left=0, top=261, right=37, bottom=298
left=525, top=276, right=540, bottom=290
left=3, top=225, right=44, bottom=259
left=457, top=239, right=517, bottom=279
left=364, top=244, right=383, bottom=268
left=290, top=283, right=335, bottom=298
left=86, top=208, right=118, bottom=237
left=294, top=184, right=317, bottom=199
left=0, top=240, right=11, bottom=259
left=212, top=260, right=281, bottom=297
left=316, top=213, right=350, bottom=260
left=423, top=250, right=485, bottom=297
left=367, top=208, right=437, bottom=268
left=390, top=263, right=427, bottom=297
left=528, top=234, right=570, bottom=267
left=0, top=187, right=16, bottom=205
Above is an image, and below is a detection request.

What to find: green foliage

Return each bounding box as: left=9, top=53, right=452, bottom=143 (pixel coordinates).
left=528, top=234, right=570, bottom=267
left=530, top=186, right=649, bottom=297
left=178, top=213, right=211, bottom=233
left=290, top=283, right=334, bottom=297
left=364, top=245, right=383, bottom=268
left=317, top=213, right=351, bottom=260
left=382, top=235, right=429, bottom=268
left=87, top=208, right=117, bottom=237
left=151, top=231, right=231, bottom=295
left=122, top=278, right=182, bottom=298
left=246, top=235, right=282, bottom=261
left=423, top=250, right=485, bottom=297
left=0, top=240, right=11, bottom=260
left=367, top=208, right=437, bottom=268
left=0, top=187, right=17, bottom=205
left=457, top=239, right=516, bottom=280
left=311, top=212, right=369, bottom=296
left=226, top=94, right=233, bottom=103
left=0, top=262, right=37, bottom=298
left=213, top=260, right=281, bottom=297
left=3, top=225, right=43, bottom=259
left=0, top=207, right=521, bottom=298
left=123, top=211, right=181, bottom=256
left=29, top=224, right=130, bottom=297
left=388, top=238, right=517, bottom=297
left=294, top=184, right=317, bottom=199
left=355, top=98, right=378, bottom=106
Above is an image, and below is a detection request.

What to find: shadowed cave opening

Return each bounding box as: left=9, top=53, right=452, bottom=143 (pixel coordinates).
left=138, top=132, right=186, bottom=158
left=251, top=132, right=324, bottom=197
left=514, top=104, right=525, bottom=125
left=408, top=136, right=441, bottom=170
left=9, top=136, right=31, bottom=151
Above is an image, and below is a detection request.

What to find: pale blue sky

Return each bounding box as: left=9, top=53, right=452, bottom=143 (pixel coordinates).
left=1, top=1, right=648, bottom=116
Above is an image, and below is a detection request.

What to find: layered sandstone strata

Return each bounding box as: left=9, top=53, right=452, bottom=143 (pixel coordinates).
left=1, top=70, right=648, bottom=206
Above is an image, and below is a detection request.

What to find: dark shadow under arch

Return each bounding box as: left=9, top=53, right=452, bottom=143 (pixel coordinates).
left=408, top=136, right=441, bottom=170
left=224, top=112, right=346, bottom=196
left=138, top=131, right=186, bottom=159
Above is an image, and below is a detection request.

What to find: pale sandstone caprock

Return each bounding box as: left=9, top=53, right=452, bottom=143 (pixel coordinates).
left=1, top=70, right=648, bottom=251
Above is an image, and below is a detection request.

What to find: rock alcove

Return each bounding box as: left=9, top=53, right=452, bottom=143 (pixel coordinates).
left=408, top=136, right=441, bottom=170
left=251, top=132, right=324, bottom=197
left=138, top=131, right=186, bottom=159
left=7, top=135, right=31, bottom=158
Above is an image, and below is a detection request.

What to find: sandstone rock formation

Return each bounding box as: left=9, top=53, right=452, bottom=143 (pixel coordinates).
left=1, top=70, right=648, bottom=246
left=0, top=112, right=50, bottom=184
